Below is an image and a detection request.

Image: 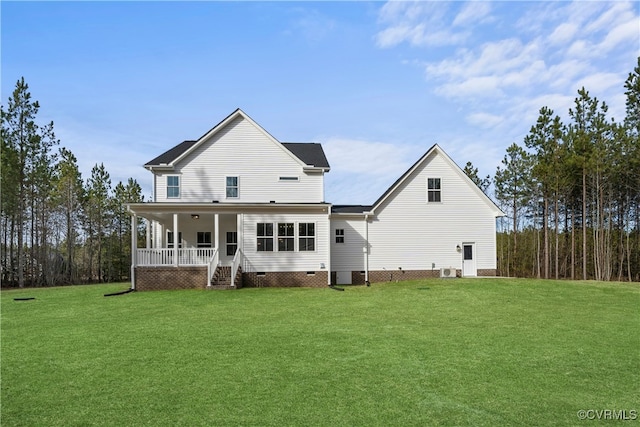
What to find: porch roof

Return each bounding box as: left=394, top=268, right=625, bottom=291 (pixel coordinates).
left=127, top=202, right=331, bottom=222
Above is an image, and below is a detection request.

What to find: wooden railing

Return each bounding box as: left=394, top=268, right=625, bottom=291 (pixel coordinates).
left=137, top=248, right=217, bottom=266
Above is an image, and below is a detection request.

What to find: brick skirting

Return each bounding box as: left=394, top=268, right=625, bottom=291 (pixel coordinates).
left=135, top=266, right=208, bottom=291
left=243, top=271, right=329, bottom=288
left=341, top=268, right=497, bottom=284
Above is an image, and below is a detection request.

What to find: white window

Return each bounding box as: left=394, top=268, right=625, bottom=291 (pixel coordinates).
left=167, top=176, right=180, bottom=198
left=335, top=229, right=344, bottom=244
left=167, top=231, right=182, bottom=248
left=428, top=178, right=441, bottom=202
left=277, top=223, right=294, bottom=252
left=226, top=176, right=239, bottom=198
left=197, top=232, right=211, bottom=248
left=299, top=223, right=315, bottom=251
left=257, top=223, right=273, bottom=252
left=226, top=232, right=237, bottom=256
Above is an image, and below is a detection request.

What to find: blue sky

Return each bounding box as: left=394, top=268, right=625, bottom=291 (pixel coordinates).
left=2, top=1, right=638, bottom=205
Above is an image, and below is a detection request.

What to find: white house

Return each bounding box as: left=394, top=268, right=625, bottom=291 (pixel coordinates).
left=127, top=109, right=504, bottom=290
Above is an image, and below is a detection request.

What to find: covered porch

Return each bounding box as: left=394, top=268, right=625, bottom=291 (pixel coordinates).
left=127, top=203, right=247, bottom=290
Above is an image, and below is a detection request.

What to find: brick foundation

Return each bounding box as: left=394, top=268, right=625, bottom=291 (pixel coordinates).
left=477, top=269, right=497, bottom=277
left=135, top=266, right=208, bottom=291
left=243, top=271, right=329, bottom=288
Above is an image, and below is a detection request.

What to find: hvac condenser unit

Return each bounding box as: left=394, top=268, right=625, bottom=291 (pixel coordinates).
left=440, top=267, right=456, bottom=278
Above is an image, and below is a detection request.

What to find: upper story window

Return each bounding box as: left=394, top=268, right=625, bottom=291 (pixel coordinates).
left=335, top=229, right=345, bottom=244
left=299, top=223, right=315, bottom=251
left=167, top=176, right=180, bottom=198
left=226, top=176, right=239, bottom=198
left=427, top=178, right=441, bottom=203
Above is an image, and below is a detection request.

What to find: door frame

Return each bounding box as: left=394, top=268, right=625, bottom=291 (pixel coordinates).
left=461, top=242, right=477, bottom=277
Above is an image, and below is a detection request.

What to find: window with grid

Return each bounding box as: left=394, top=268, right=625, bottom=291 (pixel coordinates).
left=167, top=231, right=182, bottom=248
left=226, top=232, right=238, bottom=256
left=335, top=229, right=344, bottom=244
left=277, top=223, right=294, bottom=251
left=299, top=223, right=315, bottom=251
left=167, top=176, right=180, bottom=198
left=226, top=176, right=239, bottom=198
left=427, top=178, right=441, bottom=202
left=197, top=232, right=212, bottom=248
left=257, top=223, right=273, bottom=252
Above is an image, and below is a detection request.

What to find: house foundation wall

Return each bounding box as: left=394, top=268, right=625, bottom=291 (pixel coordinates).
left=363, top=268, right=497, bottom=282
left=135, top=266, right=208, bottom=291
left=243, top=271, right=328, bottom=288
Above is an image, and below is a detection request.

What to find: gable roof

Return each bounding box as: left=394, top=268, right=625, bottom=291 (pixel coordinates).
left=144, top=109, right=330, bottom=171
left=370, top=144, right=504, bottom=216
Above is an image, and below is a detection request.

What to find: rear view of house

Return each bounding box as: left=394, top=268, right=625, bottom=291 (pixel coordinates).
left=127, top=109, right=503, bottom=290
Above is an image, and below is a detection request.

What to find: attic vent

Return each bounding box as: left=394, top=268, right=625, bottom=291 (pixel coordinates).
left=279, top=176, right=299, bottom=181
left=440, top=267, right=456, bottom=278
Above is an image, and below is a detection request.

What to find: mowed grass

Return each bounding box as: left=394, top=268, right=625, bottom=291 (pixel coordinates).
left=1, top=279, right=638, bottom=427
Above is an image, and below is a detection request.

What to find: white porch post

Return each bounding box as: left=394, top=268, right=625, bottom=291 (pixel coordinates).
left=131, top=214, right=137, bottom=290
left=237, top=214, right=242, bottom=251
left=145, top=220, right=151, bottom=249
left=214, top=213, right=220, bottom=253
left=173, top=213, right=179, bottom=267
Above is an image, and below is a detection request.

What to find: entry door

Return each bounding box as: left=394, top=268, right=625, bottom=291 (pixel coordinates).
left=462, top=243, right=477, bottom=277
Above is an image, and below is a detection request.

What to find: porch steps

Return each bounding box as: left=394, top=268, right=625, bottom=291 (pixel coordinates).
left=208, top=266, right=242, bottom=290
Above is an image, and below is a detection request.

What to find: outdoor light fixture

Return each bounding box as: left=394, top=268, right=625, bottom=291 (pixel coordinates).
left=191, top=214, right=200, bottom=220
left=456, top=244, right=461, bottom=252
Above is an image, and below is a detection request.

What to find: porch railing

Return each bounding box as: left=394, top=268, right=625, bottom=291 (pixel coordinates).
left=230, top=249, right=245, bottom=287
left=207, top=249, right=219, bottom=287
left=137, top=248, right=217, bottom=266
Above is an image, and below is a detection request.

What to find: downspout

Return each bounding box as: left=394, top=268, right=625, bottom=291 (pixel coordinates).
left=130, top=212, right=137, bottom=290
left=364, top=213, right=370, bottom=286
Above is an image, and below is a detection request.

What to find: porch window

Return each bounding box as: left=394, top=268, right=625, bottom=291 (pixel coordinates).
left=299, top=223, right=315, bottom=251
left=277, top=223, right=294, bottom=251
left=167, top=176, right=180, bottom=198
left=427, top=178, right=441, bottom=202
left=257, top=223, right=273, bottom=252
left=226, top=176, right=239, bottom=198
left=226, top=232, right=237, bottom=256
left=197, top=232, right=212, bottom=248
left=335, top=229, right=344, bottom=244
left=167, top=231, right=182, bottom=248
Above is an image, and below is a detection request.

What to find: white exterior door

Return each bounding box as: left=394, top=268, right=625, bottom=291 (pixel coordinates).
left=336, top=271, right=352, bottom=285
left=462, top=243, right=477, bottom=277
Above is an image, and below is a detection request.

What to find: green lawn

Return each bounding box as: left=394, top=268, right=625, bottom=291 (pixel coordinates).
left=2, top=279, right=638, bottom=426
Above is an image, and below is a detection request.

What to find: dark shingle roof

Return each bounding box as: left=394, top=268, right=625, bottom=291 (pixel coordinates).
left=144, top=140, right=330, bottom=169
left=282, top=143, right=330, bottom=169
left=331, top=205, right=372, bottom=214
left=145, top=140, right=197, bottom=167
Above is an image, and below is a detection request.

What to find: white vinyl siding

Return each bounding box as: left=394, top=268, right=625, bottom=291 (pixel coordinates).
left=367, top=152, right=497, bottom=272
left=243, top=212, right=329, bottom=272
left=154, top=116, right=324, bottom=203
left=330, top=219, right=366, bottom=271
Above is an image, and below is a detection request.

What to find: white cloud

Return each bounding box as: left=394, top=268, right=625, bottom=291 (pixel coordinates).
left=375, top=1, right=469, bottom=48
left=320, top=136, right=424, bottom=204
left=466, top=112, right=504, bottom=129
left=548, top=22, right=578, bottom=46
left=452, top=2, right=492, bottom=27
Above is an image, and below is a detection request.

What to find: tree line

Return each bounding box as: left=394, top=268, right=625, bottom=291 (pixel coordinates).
left=1, top=78, right=145, bottom=287
left=466, top=58, right=639, bottom=282
left=2, top=59, right=639, bottom=288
